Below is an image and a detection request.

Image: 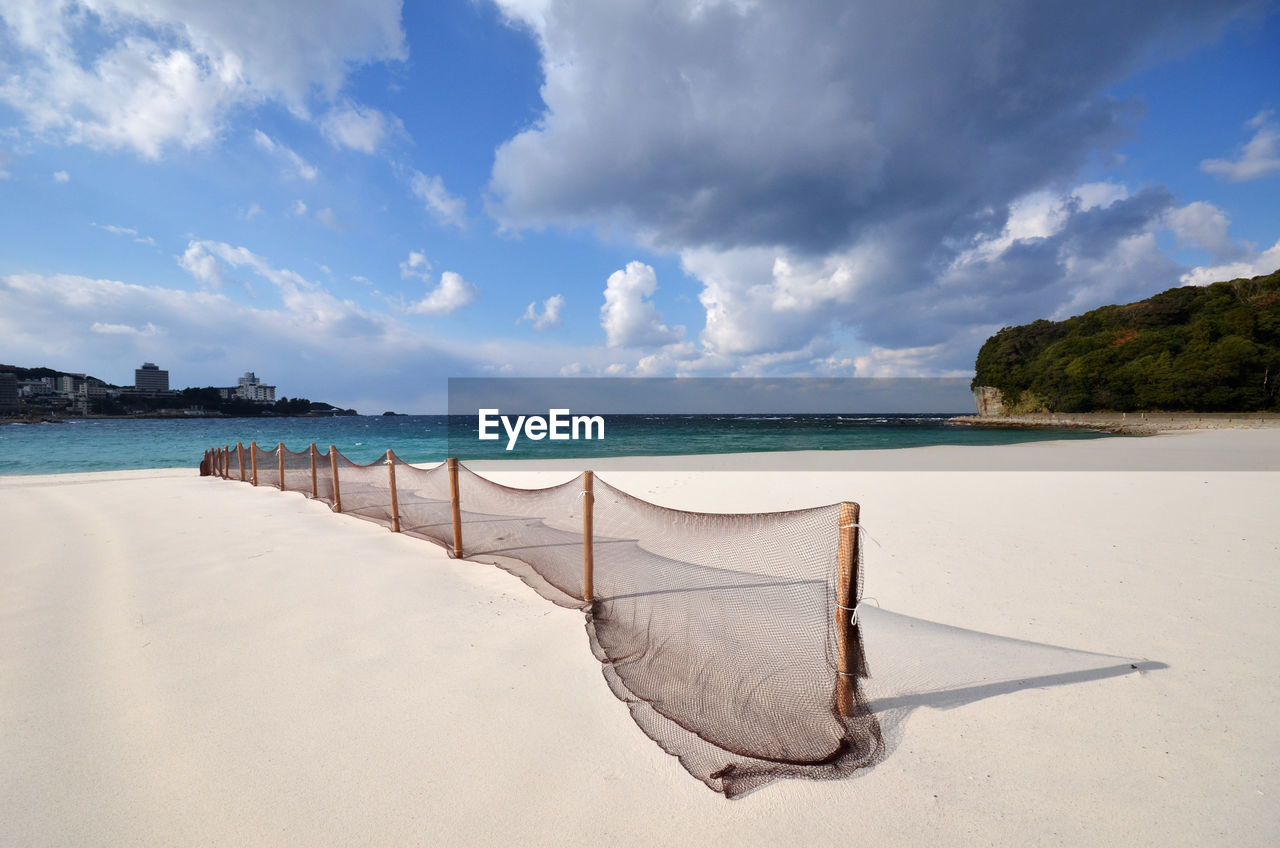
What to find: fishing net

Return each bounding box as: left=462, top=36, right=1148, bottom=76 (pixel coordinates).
left=202, top=445, right=1143, bottom=798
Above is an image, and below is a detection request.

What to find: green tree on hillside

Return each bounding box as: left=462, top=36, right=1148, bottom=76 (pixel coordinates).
left=973, top=269, right=1280, bottom=412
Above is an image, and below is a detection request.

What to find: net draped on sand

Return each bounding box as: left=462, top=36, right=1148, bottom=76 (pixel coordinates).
left=200, top=444, right=1146, bottom=798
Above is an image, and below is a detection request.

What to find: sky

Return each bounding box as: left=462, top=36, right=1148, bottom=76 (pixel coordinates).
left=0, top=0, right=1277, bottom=413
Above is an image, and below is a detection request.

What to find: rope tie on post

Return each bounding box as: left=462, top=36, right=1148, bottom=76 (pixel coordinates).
left=838, top=522, right=881, bottom=547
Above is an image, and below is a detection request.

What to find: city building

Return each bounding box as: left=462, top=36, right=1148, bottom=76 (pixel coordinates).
left=134, top=362, right=170, bottom=394
left=218, top=371, right=277, bottom=403
left=17, top=377, right=55, bottom=398
left=55, top=373, right=85, bottom=395
left=0, top=372, right=17, bottom=413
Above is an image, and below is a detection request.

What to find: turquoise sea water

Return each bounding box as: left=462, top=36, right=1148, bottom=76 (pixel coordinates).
left=0, top=414, right=1107, bottom=475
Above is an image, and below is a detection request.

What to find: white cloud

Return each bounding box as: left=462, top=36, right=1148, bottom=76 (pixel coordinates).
left=94, top=223, right=138, bottom=238
left=92, top=222, right=158, bottom=247
left=407, top=169, right=466, bottom=229
left=242, top=202, right=263, bottom=220
left=682, top=244, right=884, bottom=357
left=404, top=270, right=478, bottom=316
left=321, top=101, right=398, bottom=153
left=601, top=261, right=684, bottom=347
left=291, top=199, right=308, bottom=216
left=91, top=320, right=164, bottom=337
left=853, top=344, right=953, bottom=378
left=1164, top=201, right=1240, bottom=261
left=1180, top=238, right=1280, bottom=286
left=0, top=1, right=405, bottom=159
left=518, top=293, right=564, bottom=330
left=178, top=239, right=317, bottom=308
left=252, top=130, right=317, bottom=180
left=673, top=183, right=1198, bottom=375
left=399, top=250, right=432, bottom=281
left=1201, top=111, right=1280, bottom=182
left=1071, top=181, right=1130, bottom=211
left=53, top=170, right=69, bottom=183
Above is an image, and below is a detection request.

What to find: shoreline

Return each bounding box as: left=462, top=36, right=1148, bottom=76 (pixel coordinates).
left=950, top=410, right=1280, bottom=434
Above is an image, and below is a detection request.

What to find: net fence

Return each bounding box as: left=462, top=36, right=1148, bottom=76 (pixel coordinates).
left=199, top=443, right=1144, bottom=797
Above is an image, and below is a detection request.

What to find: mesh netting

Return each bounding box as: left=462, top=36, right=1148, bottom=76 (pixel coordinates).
left=202, top=444, right=1142, bottom=798
left=334, top=451, right=398, bottom=526
left=280, top=445, right=314, bottom=495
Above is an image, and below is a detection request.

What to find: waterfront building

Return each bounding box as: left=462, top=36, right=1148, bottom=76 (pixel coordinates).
left=55, top=373, right=85, bottom=395
left=134, top=362, right=170, bottom=394
left=218, top=371, right=277, bottom=403
left=0, top=372, right=17, bottom=413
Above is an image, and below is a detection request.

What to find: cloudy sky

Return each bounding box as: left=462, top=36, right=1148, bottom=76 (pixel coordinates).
left=1, top=0, right=1277, bottom=412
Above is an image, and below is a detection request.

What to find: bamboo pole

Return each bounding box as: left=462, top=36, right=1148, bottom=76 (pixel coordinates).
left=329, top=445, right=342, bottom=513
left=237, top=442, right=245, bottom=481
left=582, top=471, right=595, bottom=603
left=277, top=442, right=285, bottom=490
left=309, top=443, right=318, bottom=498
left=251, top=442, right=259, bottom=486
left=386, top=450, right=401, bottom=532
left=835, top=501, right=865, bottom=717
left=447, top=457, right=462, bottom=558
left=224, top=445, right=230, bottom=478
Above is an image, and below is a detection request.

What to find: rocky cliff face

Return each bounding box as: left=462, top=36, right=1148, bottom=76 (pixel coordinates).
left=972, top=386, right=1004, bottom=416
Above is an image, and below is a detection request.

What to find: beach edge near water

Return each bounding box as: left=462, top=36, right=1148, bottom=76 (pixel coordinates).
left=2, top=428, right=1278, bottom=846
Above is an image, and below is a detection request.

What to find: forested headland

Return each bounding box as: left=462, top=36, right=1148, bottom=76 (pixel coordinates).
left=972, top=269, right=1280, bottom=413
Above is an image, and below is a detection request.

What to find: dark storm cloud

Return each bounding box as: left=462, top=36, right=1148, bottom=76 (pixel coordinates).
left=489, top=0, right=1248, bottom=256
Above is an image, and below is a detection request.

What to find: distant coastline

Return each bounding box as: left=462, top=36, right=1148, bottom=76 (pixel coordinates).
left=2, top=409, right=358, bottom=425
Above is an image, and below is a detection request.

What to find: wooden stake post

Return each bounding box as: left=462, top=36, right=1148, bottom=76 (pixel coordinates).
left=447, top=457, right=462, bottom=557
left=582, top=471, right=595, bottom=603
left=329, top=445, right=342, bottom=513
left=309, top=443, right=318, bottom=498
left=224, top=445, right=230, bottom=478
left=386, top=450, right=401, bottom=532
left=237, top=442, right=245, bottom=481
left=835, top=501, right=864, bottom=717
left=250, top=441, right=259, bottom=486
left=277, top=442, right=285, bottom=490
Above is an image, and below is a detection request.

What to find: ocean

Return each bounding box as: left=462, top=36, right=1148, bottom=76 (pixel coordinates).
left=0, top=414, right=1108, bottom=475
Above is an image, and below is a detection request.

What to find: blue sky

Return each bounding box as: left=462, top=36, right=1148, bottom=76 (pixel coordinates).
left=1, top=0, right=1277, bottom=413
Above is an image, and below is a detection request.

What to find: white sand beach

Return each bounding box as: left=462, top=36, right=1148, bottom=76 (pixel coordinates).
left=3, top=430, right=1278, bottom=846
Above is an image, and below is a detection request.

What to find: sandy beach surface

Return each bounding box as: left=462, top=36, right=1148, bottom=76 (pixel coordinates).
left=3, top=430, right=1278, bottom=846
